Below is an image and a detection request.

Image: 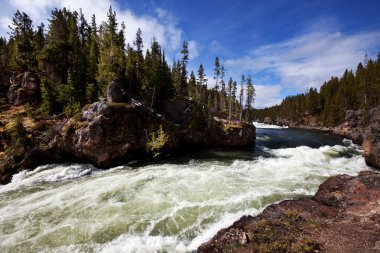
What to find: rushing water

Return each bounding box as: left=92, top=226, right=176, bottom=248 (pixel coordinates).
left=0, top=124, right=371, bottom=252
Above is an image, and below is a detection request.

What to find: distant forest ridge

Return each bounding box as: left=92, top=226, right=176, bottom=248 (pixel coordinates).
left=252, top=53, right=380, bottom=126
left=0, top=7, right=255, bottom=122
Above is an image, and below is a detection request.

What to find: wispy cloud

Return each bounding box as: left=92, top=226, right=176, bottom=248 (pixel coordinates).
left=254, top=85, right=282, bottom=108
left=0, top=0, right=192, bottom=54
left=225, top=20, right=380, bottom=107
left=210, top=40, right=224, bottom=54
left=188, top=40, right=201, bottom=60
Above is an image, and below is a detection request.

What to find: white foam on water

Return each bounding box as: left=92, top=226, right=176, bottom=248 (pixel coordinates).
left=0, top=163, right=100, bottom=194
left=0, top=139, right=371, bottom=252
left=253, top=121, right=289, bottom=129
left=98, top=235, right=187, bottom=253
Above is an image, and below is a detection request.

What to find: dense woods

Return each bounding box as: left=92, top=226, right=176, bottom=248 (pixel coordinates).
left=0, top=7, right=255, bottom=121
left=252, top=54, right=380, bottom=126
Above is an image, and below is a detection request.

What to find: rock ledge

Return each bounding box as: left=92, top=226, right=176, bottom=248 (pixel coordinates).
left=198, top=171, right=380, bottom=253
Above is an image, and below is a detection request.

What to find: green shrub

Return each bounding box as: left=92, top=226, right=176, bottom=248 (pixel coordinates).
left=146, top=125, right=168, bottom=156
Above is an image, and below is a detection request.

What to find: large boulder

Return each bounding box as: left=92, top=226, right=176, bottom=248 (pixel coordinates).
left=158, top=96, right=193, bottom=125
left=53, top=98, right=255, bottom=168
left=7, top=71, right=40, bottom=105
left=335, top=106, right=380, bottom=169
left=60, top=100, right=152, bottom=167
left=263, top=116, right=273, bottom=124
left=362, top=107, right=380, bottom=168
left=106, top=81, right=130, bottom=103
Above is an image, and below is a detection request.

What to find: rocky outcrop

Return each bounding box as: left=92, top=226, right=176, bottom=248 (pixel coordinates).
left=263, top=117, right=273, bottom=125
left=0, top=97, right=255, bottom=183
left=198, top=171, right=380, bottom=253
left=6, top=71, right=40, bottom=105
left=52, top=98, right=255, bottom=167
left=106, top=81, right=130, bottom=103
left=332, top=107, right=380, bottom=169
left=362, top=109, right=380, bottom=168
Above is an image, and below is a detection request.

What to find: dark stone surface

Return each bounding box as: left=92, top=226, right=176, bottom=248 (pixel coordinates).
left=106, top=81, right=130, bottom=103
left=0, top=98, right=256, bottom=184
left=198, top=171, right=380, bottom=253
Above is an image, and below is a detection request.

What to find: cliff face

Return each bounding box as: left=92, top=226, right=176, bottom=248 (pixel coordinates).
left=56, top=98, right=256, bottom=167
left=198, top=171, right=380, bottom=253
left=333, top=107, right=380, bottom=169
left=0, top=97, right=256, bottom=184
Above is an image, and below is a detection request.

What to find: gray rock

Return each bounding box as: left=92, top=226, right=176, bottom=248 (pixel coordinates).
left=263, top=116, right=273, bottom=124
left=7, top=71, right=40, bottom=105
left=106, top=81, right=130, bottom=103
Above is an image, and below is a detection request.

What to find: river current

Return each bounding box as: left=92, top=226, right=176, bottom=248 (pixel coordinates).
left=0, top=123, right=371, bottom=252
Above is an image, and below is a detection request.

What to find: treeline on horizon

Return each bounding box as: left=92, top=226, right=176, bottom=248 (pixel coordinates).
left=252, top=54, right=380, bottom=126
left=0, top=7, right=255, bottom=122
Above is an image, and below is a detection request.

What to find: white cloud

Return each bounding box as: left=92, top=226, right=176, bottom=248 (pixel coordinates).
left=188, top=40, right=201, bottom=60
left=225, top=23, right=380, bottom=107
left=0, top=0, right=192, bottom=54
left=210, top=40, right=223, bottom=53
left=254, top=85, right=282, bottom=108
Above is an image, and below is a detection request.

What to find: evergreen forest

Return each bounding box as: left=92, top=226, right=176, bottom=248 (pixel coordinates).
left=252, top=54, right=380, bottom=126
left=0, top=7, right=255, bottom=122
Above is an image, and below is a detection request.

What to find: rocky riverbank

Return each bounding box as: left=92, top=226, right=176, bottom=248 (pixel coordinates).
left=261, top=107, right=380, bottom=170
left=0, top=96, right=256, bottom=184
left=198, top=170, right=380, bottom=253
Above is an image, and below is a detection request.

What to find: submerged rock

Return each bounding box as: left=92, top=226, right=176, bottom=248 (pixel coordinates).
left=198, top=171, right=380, bottom=253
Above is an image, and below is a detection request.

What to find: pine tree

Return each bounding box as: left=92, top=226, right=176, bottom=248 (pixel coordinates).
left=188, top=71, right=197, bottom=98
left=38, top=8, right=80, bottom=84
left=57, top=69, right=80, bottom=115
left=227, top=77, right=233, bottom=123
left=180, top=41, right=189, bottom=96
left=86, top=14, right=100, bottom=101
left=33, top=23, right=45, bottom=64
left=197, top=64, right=207, bottom=104
left=245, top=75, right=255, bottom=121
left=125, top=44, right=137, bottom=95
left=97, top=6, right=126, bottom=94
left=239, top=75, right=245, bottom=121
left=232, top=80, right=237, bottom=118
left=40, top=78, right=56, bottom=114
left=172, top=59, right=182, bottom=97
left=9, top=10, right=35, bottom=71
left=220, top=65, right=226, bottom=113
left=0, top=37, right=9, bottom=70
left=134, top=28, right=144, bottom=91
left=357, top=56, right=371, bottom=108
left=213, top=57, right=221, bottom=111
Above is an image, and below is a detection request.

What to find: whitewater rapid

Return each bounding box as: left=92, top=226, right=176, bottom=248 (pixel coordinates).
left=253, top=121, right=288, bottom=129
left=0, top=130, right=370, bottom=252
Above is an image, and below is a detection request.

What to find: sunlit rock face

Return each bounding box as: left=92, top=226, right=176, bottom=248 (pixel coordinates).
left=333, top=106, right=380, bottom=169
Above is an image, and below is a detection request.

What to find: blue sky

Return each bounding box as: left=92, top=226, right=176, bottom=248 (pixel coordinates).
left=1, top=0, right=380, bottom=108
